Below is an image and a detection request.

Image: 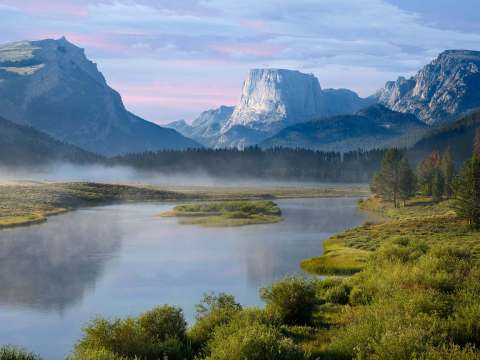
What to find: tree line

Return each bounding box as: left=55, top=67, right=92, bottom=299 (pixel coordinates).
left=111, top=147, right=387, bottom=183
left=372, top=129, right=480, bottom=228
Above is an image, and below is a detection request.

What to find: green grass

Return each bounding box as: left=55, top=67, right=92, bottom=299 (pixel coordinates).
left=301, top=196, right=480, bottom=275
left=300, top=236, right=371, bottom=275
left=161, top=200, right=283, bottom=227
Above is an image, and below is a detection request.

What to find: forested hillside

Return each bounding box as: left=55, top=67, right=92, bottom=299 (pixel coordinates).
left=0, top=116, right=101, bottom=166
left=408, top=109, right=480, bottom=166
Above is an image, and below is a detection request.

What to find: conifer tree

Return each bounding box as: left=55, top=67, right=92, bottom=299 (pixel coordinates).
left=432, top=169, right=444, bottom=202
left=398, top=158, right=417, bottom=206
left=454, top=129, right=480, bottom=229
left=417, top=151, right=441, bottom=196
left=372, top=149, right=403, bottom=207
left=441, top=147, right=455, bottom=198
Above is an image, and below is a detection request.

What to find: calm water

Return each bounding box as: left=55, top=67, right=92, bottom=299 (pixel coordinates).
left=0, top=198, right=366, bottom=359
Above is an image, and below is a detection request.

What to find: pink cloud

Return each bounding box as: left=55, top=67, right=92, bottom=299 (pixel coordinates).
left=115, top=82, right=238, bottom=111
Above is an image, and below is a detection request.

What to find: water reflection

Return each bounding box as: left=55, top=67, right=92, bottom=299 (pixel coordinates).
left=0, top=210, right=122, bottom=311
left=0, top=198, right=366, bottom=360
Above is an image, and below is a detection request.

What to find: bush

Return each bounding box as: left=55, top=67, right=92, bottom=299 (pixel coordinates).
left=416, top=344, right=480, bottom=360
left=375, top=237, right=428, bottom=264
left=324, top=283, right=351, bottom=305
left=260, top=277, right=317, bottom=326
left=0, top=346, right=41, bottom=360
left=327, top=303, right=448, bottom=360
left=73, top=305, right=188, bottom=360
left=205, top=322, right=304, bottom=360
left=348, top=286, right=373, bottom=306
left=67, top=347, right=129, bottom=360
left=188, top=293, right=242, bottom=356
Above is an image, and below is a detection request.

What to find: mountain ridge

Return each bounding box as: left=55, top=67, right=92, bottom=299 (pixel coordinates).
left=376, top=49, right=480, bottom=125
left=0, top=37, right=201, bottom=156
left=260, top=104, right=428, bottom=152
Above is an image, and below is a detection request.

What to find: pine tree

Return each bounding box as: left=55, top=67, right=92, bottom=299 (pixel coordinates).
left=441, top=147, right=455, bottom=198
left=398, top=158, right=417, bottom=206
left=372, top=149, right=403, bottom=207
left=417, top=151, right=443, bottom=196
left=454, top=129, right=480, bottom=229
left=432, top=169, right=444, bottom=202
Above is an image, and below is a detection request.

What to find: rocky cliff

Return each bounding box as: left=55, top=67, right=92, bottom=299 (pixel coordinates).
left=376, top=50, right=480, bottom=125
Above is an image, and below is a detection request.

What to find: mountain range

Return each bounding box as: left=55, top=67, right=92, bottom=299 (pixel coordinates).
left=0, top=38, right=200, bottom=156
left=1, top=37, right=480, bottom=161
left=171, top=50, right=480, bottom=150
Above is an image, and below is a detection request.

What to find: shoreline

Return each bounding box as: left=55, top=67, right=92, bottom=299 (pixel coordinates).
left=0, top=181, right=370, bottom=230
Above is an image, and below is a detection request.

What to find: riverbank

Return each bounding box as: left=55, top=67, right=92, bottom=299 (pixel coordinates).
left=301, top=195, right=478, bottom=275
left=0, top=182, right=368, bottom=229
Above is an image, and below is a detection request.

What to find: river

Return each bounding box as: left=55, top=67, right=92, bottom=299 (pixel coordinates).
left=0, top=197, right=366, bottom=359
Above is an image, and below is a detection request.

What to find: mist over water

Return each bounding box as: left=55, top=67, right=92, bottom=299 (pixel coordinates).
left=0, top=163, right=367, bottom=187
left=0, top=198, right=366, bottom=359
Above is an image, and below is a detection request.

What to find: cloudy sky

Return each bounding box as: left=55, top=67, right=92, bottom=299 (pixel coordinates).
left=1, top=0, right=479, bottom=124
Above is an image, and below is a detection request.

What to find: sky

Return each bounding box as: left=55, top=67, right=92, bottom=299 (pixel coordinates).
left=1, top=0, right=480, bottom=124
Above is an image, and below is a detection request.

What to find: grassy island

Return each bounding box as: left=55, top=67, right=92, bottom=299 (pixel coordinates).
left=160, top=200, right=283, bottom=227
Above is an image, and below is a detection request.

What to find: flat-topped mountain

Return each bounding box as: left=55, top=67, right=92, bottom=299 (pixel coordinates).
left=377, top=50, right=480, bottom=125
left=0, top=38, right=200, bottom=155
left=175, top=68, right=372, bottom=148
left=222, top=68, right=371, bottom=135
left=260, top=104, right=428, bottom=152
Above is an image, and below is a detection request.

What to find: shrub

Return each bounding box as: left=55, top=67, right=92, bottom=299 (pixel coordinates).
left=188, top=293, right=242, bottom=356
left=260, top=277, right=317, bottom=326
left=348, top=286, right=373, bottom=306
left=328, top=304, right=448, bottom=360
left=0, top=346, right=41, bottom=360
left=205, top=322, right=304, bottom=360
left=73, top=305, right=188, bottom=360
left=416, top=344, right=480, bottom=360
left=324, top=284, right=351, bottom=305
left=138, top=305, right=187, bottom=342
left=67, top=347, right=129, bottom=360
left=375, top=237, right=428, bottom=264
left=449, top=302, right=480, bottom=346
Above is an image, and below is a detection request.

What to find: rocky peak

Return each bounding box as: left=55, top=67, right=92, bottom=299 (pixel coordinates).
left=377, top=50, right=480, bottom=124
left=223, top=68, right=324, bottom=133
